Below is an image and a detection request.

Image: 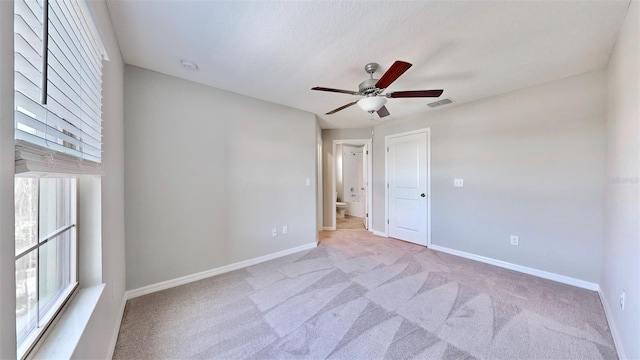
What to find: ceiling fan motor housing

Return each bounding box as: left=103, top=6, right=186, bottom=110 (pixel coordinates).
left=359, top=78, right=379, bottom=95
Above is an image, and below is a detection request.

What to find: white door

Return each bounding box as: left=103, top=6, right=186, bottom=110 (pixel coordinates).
left=362, top=143, right=368, bottom=230
left=387, top=131, right=428, bottom=246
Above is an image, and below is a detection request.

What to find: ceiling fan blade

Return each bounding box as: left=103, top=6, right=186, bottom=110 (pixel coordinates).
left=311, top=87, right=359, bottom=95
left=377, top=106, right=390, bottom=118
left=375, top=61, right=412, bottom=89
left=326, top=101, right=358, bottom=115
left=388, top=90, right=444, bottom=98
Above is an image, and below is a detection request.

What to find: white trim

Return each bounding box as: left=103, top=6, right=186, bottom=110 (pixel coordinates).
left=384, top=138, right=388, bottom=237
left=372, top=230, right=387, bottom=237
left=322, top=226, right=335, bottom=231
left=331, top=139, right=373, bottom=231
left=429, top=244, right=599, bottom=290
left=125, top=242, right=318, bottom=300
left=364, top=141, right=372, bottom=231
left=426, top=130, right=432, bottom=247
left=107, top=295, right=127, bottom=359
left=384, top=128, right=431, bottom=245
left=597, top=286, right=626, bottom=360
left=31, top=284, right=105, bottom=359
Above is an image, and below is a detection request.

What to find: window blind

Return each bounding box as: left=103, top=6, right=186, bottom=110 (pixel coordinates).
left=14, top=0, right=106, bottom=172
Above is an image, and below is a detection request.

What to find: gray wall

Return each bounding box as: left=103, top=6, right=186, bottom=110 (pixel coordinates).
left=321, top=128, right=372, bottom=228
left=124, top=66, right=318, bottom=290
left=372, top=70, right=606, bottom=283
left=602, top=2, right=639, bottom=358
left=0, top=1, right=16, bottom=357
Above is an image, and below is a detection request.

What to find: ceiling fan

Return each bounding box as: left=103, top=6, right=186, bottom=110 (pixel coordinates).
left=312, top=60, right=444, bottom=118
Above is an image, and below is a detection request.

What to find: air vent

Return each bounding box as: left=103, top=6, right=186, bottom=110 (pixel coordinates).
left=427, top=98, right=453, bottom=108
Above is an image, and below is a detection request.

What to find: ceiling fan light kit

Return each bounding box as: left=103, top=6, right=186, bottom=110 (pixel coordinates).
left=357, top=96, right=387, bottom=113
left=312, top=60, right=444, bottom=118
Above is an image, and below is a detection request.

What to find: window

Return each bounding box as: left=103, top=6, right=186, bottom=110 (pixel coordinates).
left=13, top=0, right=105, bottom=357
left=15, top=177, right=77, bottom=356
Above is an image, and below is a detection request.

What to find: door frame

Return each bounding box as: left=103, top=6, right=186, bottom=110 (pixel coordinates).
left=332, top=139, right=373, bottom=231
left=384, top=128, right=432, bottom=246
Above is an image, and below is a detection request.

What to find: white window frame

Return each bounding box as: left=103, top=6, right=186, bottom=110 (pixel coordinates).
left=14, top=176, right=78, bottom=359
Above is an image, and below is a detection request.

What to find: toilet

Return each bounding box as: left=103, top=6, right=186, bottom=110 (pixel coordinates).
left=336, top=201, right=347, bottom=218
left=336, top=192, right=347, bottom=218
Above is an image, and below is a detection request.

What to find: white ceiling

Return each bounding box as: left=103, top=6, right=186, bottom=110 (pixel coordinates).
left=106, top=0, right=630, bottom=129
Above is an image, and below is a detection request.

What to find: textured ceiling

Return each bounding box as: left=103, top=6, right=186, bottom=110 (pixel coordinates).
left=106, top=1, right=630, bottom=129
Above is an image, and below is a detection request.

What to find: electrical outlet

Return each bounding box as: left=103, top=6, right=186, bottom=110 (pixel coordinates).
left=510, top=235, right=519, bottom=246
left=620, top=291, right=625, bottom=310
left=282, top=225, right=288, bottom=235
left=454, top=178, right=464, bottom=187
left=272, top=228, right=277, bottom=237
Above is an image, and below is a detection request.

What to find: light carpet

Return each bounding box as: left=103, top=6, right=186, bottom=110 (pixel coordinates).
left=114, top=230, right=617, bottom=359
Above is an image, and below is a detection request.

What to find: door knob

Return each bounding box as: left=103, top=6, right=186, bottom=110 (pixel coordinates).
left=420, top=193, right=426, bottom=197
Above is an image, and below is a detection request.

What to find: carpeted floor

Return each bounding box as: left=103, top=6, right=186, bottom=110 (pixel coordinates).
left=113, top=230, right=617, bottom=359
left=337, top=215, right=365, bottom=230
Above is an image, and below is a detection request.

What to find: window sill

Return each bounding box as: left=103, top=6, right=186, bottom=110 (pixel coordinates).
left=30, top=284, right=105, bottom=359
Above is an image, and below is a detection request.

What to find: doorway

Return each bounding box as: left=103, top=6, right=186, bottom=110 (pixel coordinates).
left=385, top=129, right=431, bottom=246
left=332, top=139, right=373, bottom=231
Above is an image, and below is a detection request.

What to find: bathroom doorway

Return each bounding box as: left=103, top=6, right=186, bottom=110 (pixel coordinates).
left=332, top=139, right=372, bottom=231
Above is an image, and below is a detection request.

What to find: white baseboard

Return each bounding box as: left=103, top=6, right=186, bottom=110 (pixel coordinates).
left=597, top=286, right=626, bottom=360
left=429, top=244, right=599, bottom=291
left=372, top=230, right=387, bottom=237
left=125, top=242, right=318, bottom=300
left=107, top=295, right=127, bottom=359
left=322, top=226, right=335, bottom=231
